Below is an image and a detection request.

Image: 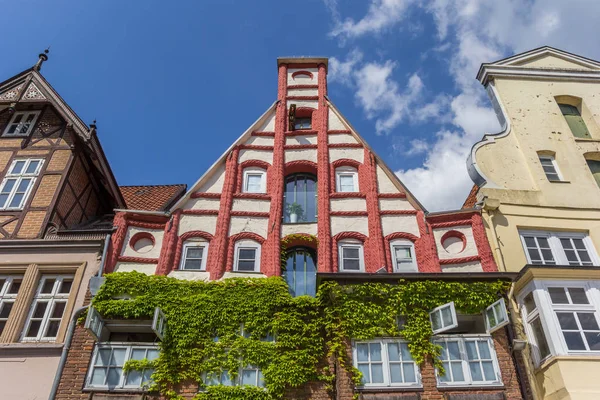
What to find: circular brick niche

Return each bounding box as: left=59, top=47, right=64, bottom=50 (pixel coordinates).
left=129, top=232, right=155, bottom=254
left=441, top=230, right=466, bottom=255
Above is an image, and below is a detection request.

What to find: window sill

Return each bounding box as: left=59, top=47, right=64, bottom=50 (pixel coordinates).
left=0, top=342, right=63, bottom=349
left=282, top=221, right=317, bottom=225
left=548, top=180, right=571, bottom=184
left=83, top=387, right=152, bottom=393
left=356, top=385, right=423, bottom=392
left=436, top=384, right=504, bottom=391
left=230, top=270, right=263, bottom=274
left=574, top=138, right=600, bottom=143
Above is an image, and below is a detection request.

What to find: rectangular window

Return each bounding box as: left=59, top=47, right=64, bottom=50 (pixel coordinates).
left=339, top=242, right=364, bottom=272
left=3, top=111, right=40, bottom=137
left=294, top=117, right=311, bottom=130
left=204, top=366, right=265, bottom=388
left=520, top=230, right=597, bottom=266
left=538, top=155, right=562, bottom=181
left=180, top=243, right=207, bottom=270
left=245, top=174, right=264, bottom=193
left=430, top=302, right=458, bottom=334
left=0, top=158, right=43, bottom=210
left=548, top=286, right=600, bottom=352
left=22, top=275, right=73, bottom=341
left=586, top=159, right=600, bottom=188
left=558, top=103, right=591, bottom=139
left=86, top=344, right=159, bottom=390
left=353, top=340, right=420, bottom=388
left=435, top=336, right=501, bottom=386
left=391, top=243, right=417, bottom=272
left=0, top=276, right=22, bottom=335
left=236, top=248, right=258, bottom=271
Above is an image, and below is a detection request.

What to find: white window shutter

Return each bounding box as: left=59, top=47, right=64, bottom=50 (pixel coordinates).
left=485, top=298, right=510, bottom=333
left=429, top=302, right=458, bottom=334
left=152, top=307, right=167, bottom=340
left=84, top=307, right=104, bottom=340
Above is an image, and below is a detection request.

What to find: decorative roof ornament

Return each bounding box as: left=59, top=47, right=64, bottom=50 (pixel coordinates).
left=33, top=48, right=50, bottom=72
left=22, top=82, right=46, bottom=100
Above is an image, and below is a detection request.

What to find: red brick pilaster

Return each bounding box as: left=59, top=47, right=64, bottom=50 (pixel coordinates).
left=316, top=63, right=332, bottom=272
left=104, top=212, right=127, bottom=273
left=416, top=210, right=441, bottom=272
left=472, top=212, right=498, bottom=272
left=263, top=63, right=288, bottom=277
left=363, top=150, right=386, bottom=272
left=208, top=148, right=239, bottom=279
left=155, top=209, right=182, bottom=275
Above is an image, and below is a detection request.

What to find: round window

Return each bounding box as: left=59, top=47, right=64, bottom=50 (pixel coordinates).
left=441, top=231, right=466, bottom=255
left=130, top=233, right=155, bottom=254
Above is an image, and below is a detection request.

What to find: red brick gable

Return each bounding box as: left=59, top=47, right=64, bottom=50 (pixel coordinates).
left=462, top=184, right=479, bottom=209
left=120, top=184, right=186, bottom=211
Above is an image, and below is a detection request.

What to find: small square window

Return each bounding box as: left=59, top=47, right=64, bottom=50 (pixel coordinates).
left=3, top=111, right=40, bottom=137
left=234, top=240, right=261, bottom=272
left=294, top=117, right=311, bottom=130
left=336, top=168, right=358, bottom=192
left=339, top=242, right=364, bottom=272
left=180, top=242, right=208, bottom=271
left=390, top=240, right=417, bottom=272
left=243, top=169, right=266, bottom=194
left=429, top=302, right=458, bottom=334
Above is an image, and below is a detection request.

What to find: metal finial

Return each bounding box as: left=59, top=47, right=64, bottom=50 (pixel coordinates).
left=34, top=48, right=50, bottom=71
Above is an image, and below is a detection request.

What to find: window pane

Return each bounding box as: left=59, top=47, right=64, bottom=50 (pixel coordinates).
left=0, top=194, right=8, bottom=208
left=441, top=306, right=454, bottom=327
left=26, top=320, right=41, bottom=337
left=107, top=368, right=123, bottom=386
left=469, top=362, right=483, bottom=381
left=531, top=317, right=550, bottom=359
left=241, top=369, right=257, bottom=386
left=357, top=344, right=368, bottom=362
left=578, top=313, right=600, bottom=330
left=32, top=301, right=48, bottom=318
left=51, top=302, right=66, bottom=319
left=482, top=361, right=496, bottom=381
left=96, top=349, right=112, bottom=366
left=111, top=349, right=127, bottom=366
left=238, top=249, right=256, bottom=260
left=439, top=362, right=450, bottom=382
left=131, top=349, right=146, bottom=360
left=237, top=260, right=256, bottom=271
left=563, top=332, right=586, bottom=350
left=358, top=364, right=370, bottom=383
left=186, top=247, right=203, bottom=259
left=447, top=342, right=461, bottom=360
left=403, top=364, right=416, bottom=382
left=125, top=370, right=142, bottom=386
left=1, top=179, right=16, bottom=193
left=569, top=288, right=589, bottom=304
left=0, top=302, right=13, bottom=319
left=184, top=259, right=203, bottom=270
left=389, top=364, right=402, bottom=383
left=343, top=247, right=359, bottom=259
left=91, top=368, right=107, bottom=385
left=387, top=343, right=400, bottom=362
left=477, top=341, right=491, bottom=359
left=370, top=364, right=384, bottom=383
left=431, top=311, right=442, bottom=332
left=147, top=349, right=160, bottom=361
left=585, top=332, right=600, bottom=351
left=8, top=193, right=24, bottom=208
left=557, top=312, right=578, bottom=330
left=465, top=341, right=477, bottom=360
left=343, top=259, right=360, bottom=270
left=450, top=362, right=464, bottom=381
left=486, top=308, right=497, bottom=328
left=8, top=279, right=21, bottom=295
left=549, top=288, right=569, bottom=304
left=369, top=343, right=382, bottom=361
left=41, top=279, right=55, bottom=294
left=400, top=343, right=412, bottom=361
left=11, top=161, right=25, bottom=174
left=45, top=321, right=60, bottom=337
left=59, top=280, right=72, bottom=294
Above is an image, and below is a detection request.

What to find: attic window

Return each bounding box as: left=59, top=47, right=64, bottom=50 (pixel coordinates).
left=294, top=117, right=312, bottom=130
left=3, top=111, right=40, bottom=137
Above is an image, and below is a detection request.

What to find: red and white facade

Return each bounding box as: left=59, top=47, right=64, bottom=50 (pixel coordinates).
left=105, top=58, right=497, bottom=280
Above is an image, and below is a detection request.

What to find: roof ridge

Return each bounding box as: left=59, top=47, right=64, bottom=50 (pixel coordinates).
left=120, top=183, right=186, bottom=188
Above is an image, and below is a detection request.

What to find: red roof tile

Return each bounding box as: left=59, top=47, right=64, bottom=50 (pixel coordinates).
left=119, top=184, right=187, bottom=211
left=462, top=184, right=479, bottom=209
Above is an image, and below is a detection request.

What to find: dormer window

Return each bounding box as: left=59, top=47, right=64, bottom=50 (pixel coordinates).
left=294, top=117, right=312, bottom=130
left=3, top=111, right=40, bottom=137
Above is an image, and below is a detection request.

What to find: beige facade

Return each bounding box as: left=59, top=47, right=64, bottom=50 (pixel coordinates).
left=468, top=47, right=600, bottom=400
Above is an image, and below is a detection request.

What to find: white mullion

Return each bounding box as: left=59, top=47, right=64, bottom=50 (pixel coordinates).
left=459, top=339, right=470, bottom=384
left=381, top=342, right=390, bottom=386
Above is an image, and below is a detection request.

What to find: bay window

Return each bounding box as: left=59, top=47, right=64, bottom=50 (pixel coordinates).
left=519, top=230, right=598, bottom=266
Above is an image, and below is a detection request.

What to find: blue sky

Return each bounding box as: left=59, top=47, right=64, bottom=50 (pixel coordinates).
left=2, top=0, right=600, bottom=210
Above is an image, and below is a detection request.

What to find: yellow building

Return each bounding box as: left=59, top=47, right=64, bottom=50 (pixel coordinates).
left=466, top=46, right=600, bottom=400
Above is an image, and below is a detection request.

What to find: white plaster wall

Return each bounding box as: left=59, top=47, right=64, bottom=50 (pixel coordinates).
left=286, top=135, right=318, bottom=145
left=377, top=165, right=400, bottom=194
left=221, top=272, right=267, bottom=279
left=328, top=109, right=347, bottom=130
left=329, top=148, right=364, bottom=163
left=441, top=261, right=483, bottom=273
left=228, top=217, right=268, bottom=238
left=331, top=198, right=367, bottom=212
left=244, top=136, right=274, bottom=146
left=328, top=133, right=359, bottom=144
left=255, top=112, right=276, bottom=132
left=168, top=270, right=210, bottom=281
left=114, top=263, right=157, bottom=275
left=121, top=227, right=164, bottom=258
left=287, top=100, right=318, bottom=110
left=239, top=149, right=273, bottom=165
left=378, top=198, right=414, bottom=211
left=285, top=149, right=317, bottom=163
left=433, top=226, right=478, bottom=260
left=287, top=68, right=318, bottom=85
left=331, top=216, right=369, bottom=236
left=381, top=215, right=420, bottom=237
left=183, top=197, right=221, bottom=211
left=281, top=222, right=317, bottom=237
left=198, top=163, right=226, bottom=193
left=288, top=88, right=318, bottom=97
left=178, top=215, right=218, bottom=235
left=231, top=198, right=271, bottom=213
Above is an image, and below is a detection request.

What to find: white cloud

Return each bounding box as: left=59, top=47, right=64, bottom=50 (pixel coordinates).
left=405, top=139, right=430, bottom=156
left=329, top=49, right=363, bottom=84
left=325, top=0, right=600, bottom=210
left=330, top=0, right=415, bottom=38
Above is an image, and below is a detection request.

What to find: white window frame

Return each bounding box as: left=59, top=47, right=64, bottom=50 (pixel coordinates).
left=390, top=239, right=417, bottom=272
left=352, top=339, right=421, bottom=388
left=179, top=241, right=209, bottom=271
left=519, top=230, right=599, bottom=266
left=0, top=158, right=44, bottom=210
left=429, top=302, right=458, bottom=334
left=0, top=276, right=22, bottom=335
left=21, top=275, right=73, bottom=342
left=484, top=299, right=509, bottom=333
left=434, top=335, right=503, bottom=387
left=518, top=280, right=600, bottom=366
left=242, top=168, right=266, bottom=194
left=233, top=240, right=261, bottom=272
left=335, top=167, right=359, bottom=193
left=2, top=110, right=40, bottom=137
left=338, top=240, right=365, bottom=272
left=538, top=155, right=563, bottom=182
left=86, top=342, right=159, bottom=390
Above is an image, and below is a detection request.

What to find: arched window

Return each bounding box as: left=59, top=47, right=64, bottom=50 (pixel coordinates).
left=283, top=173, right=317, bottom=223
left=284, top=247, right=317, bottom=297
left=233, top=240, right=261, bottom=272
left=180, top=239, right=209, bottom=270
left=338, top=239, right=365, bottom=272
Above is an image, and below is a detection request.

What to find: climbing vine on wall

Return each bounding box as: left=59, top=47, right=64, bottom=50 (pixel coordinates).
left=91, top=272, right=509, bottom=399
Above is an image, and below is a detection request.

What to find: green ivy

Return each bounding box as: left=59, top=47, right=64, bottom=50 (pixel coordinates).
left=91, top=272, right=509, bottom=399
left=280, top=234, right=318, bottom=271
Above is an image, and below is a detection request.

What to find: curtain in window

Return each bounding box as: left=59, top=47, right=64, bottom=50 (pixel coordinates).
left=284, top=248, right=316, bottom=297
left=559, top=104, right=591, bottom=139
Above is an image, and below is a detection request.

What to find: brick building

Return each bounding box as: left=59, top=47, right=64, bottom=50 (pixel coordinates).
left=54, top=58, right=529, bottom=399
